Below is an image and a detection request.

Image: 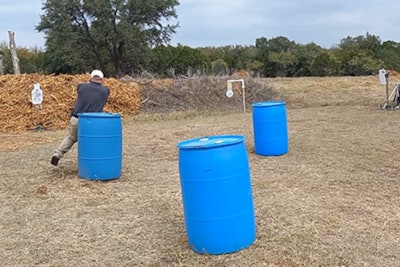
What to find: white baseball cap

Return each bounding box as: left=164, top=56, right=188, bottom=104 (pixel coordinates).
left=90, top=69, right=104, bottom=79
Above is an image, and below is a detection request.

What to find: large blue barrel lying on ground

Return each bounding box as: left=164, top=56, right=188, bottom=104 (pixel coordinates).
left=177, top=135, right=256, bottom=254
left=252, top=101, right=288, bottom=156
left=78, top=112, right=122, bottom=180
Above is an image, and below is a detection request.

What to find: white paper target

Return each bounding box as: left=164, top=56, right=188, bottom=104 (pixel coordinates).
left=31, top=83, right=43, bottom=105
left=379, top=69, right=387, bottom=85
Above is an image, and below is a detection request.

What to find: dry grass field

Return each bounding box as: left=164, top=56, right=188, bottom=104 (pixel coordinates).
left=1, top=75, right=400, bottom=266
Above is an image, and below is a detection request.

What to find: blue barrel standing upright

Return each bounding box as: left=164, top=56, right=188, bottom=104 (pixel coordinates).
left=78, top=112, right=122, bottom=180
left=177, top=135, right=256, bottom=255
left=252, top=101, right=288, bottom=156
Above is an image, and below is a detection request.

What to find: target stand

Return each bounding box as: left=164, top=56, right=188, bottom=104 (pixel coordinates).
left=29, top=83, right=48, bottom=131
left=29, top=104, right=48, bottom=131
left=380, top=83, right=400, bottom=110
left=378, top=68, right=400, bottom=110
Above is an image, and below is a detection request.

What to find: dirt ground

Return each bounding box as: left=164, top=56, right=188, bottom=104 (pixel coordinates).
left=1, top=76, right=400, bottom=266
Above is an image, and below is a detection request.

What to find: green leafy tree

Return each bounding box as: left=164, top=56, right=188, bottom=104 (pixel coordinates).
left=244, top=45, right=263, bottom=76
left=0, top=42, right=11, bottom=74
left=268, top=50, right=298, bottom=77
left=255, top=36, right=297, bottom=77
left=346, top=51, right=383, bottom=75
left=336, top=33, right=383, bottom=75
left=211, top=59, right=228, bottom=75
left=291, top=42, right=324, bottom=76
left=197, top=45, right=255, bottom=75
left=17, top=47, right=46, bottom=73
left=197, top=46, right=223, bottom=64
left=0, top=42, right=45, bottom=74
left=248, top=60, right=263, bottom=76
left=218, top=45, right=249, bottom=74
left=378, top=41, right=400, bottom=72
left=150, top=44, right=209, bottom=77
left=36, top=0, right=179, bottom=76
left=310, top=51, right=340, bottom=76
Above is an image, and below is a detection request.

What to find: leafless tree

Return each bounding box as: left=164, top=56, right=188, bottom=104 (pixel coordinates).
left=8, top=31, right=20, bottom=75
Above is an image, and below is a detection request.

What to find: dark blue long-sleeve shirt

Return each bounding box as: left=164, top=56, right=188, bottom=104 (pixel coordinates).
left=71, top=81, right=110, bottom=117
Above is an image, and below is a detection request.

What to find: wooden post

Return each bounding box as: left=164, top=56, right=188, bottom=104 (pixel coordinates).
left=0, top=55, right=4, bottom=75
left=385, top=72, right=390, bottom=104
left=8, top=31, right=20, bottom=75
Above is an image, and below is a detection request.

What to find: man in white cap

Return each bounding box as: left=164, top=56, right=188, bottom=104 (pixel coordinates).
left=51, top=70, right=110, bottom=166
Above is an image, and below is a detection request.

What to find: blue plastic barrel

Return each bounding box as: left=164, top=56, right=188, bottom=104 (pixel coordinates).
left=78, top=112, right=122, bottom=180
left=177, top=135, right=256, bottom=254
left=252, top=101, right=288, bottom=156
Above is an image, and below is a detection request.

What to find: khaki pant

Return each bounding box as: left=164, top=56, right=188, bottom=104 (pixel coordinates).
left=53, top=116, right=78, bottom=158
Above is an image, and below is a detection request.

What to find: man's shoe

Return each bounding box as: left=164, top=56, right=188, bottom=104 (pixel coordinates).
left=51, top=155, right=60, bottom=166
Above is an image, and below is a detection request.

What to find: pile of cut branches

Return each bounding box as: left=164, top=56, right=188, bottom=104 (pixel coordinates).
left=0, top=72, right=277, bottom=133
left=0, top=74, right=140, bottom=133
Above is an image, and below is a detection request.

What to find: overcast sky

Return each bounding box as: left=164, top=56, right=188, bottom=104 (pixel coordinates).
left=1, top=0, right=400, bottom=49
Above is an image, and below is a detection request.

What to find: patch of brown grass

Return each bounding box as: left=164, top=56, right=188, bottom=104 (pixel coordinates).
left=266, top=75, right=387, bottom=108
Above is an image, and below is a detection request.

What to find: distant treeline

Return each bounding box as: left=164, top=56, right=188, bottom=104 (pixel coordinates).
left=1, top=32, right=397, bottom=78
left=1, top=0, right=398, bottom=78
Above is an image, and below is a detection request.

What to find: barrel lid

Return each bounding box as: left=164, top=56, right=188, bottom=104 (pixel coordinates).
left=177, top=135, right=245, bottom=149
left=78, top=112, right=122, bottom=118
left=252, top=101, right=285, bottom=107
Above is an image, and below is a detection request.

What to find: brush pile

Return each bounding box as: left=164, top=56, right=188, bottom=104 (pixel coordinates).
left=139, top=75, right=277, bottom=113
left=0, top=74, right=140, bottom=133
left=0, top=71, right=277, bottom=133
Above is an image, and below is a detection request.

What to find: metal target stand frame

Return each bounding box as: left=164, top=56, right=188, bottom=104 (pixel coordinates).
left=29, top=104, right=48, bottom=131
left=226, top=79, right=246, bottom=112
left=381, top=83, right=400, bottom=110
left=379, top=69, right=400, bottom=110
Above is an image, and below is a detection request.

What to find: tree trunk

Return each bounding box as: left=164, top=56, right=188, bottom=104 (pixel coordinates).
left=0, top=55, right=4, bottom=75
left=8, top=31, right=20, bottom=75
